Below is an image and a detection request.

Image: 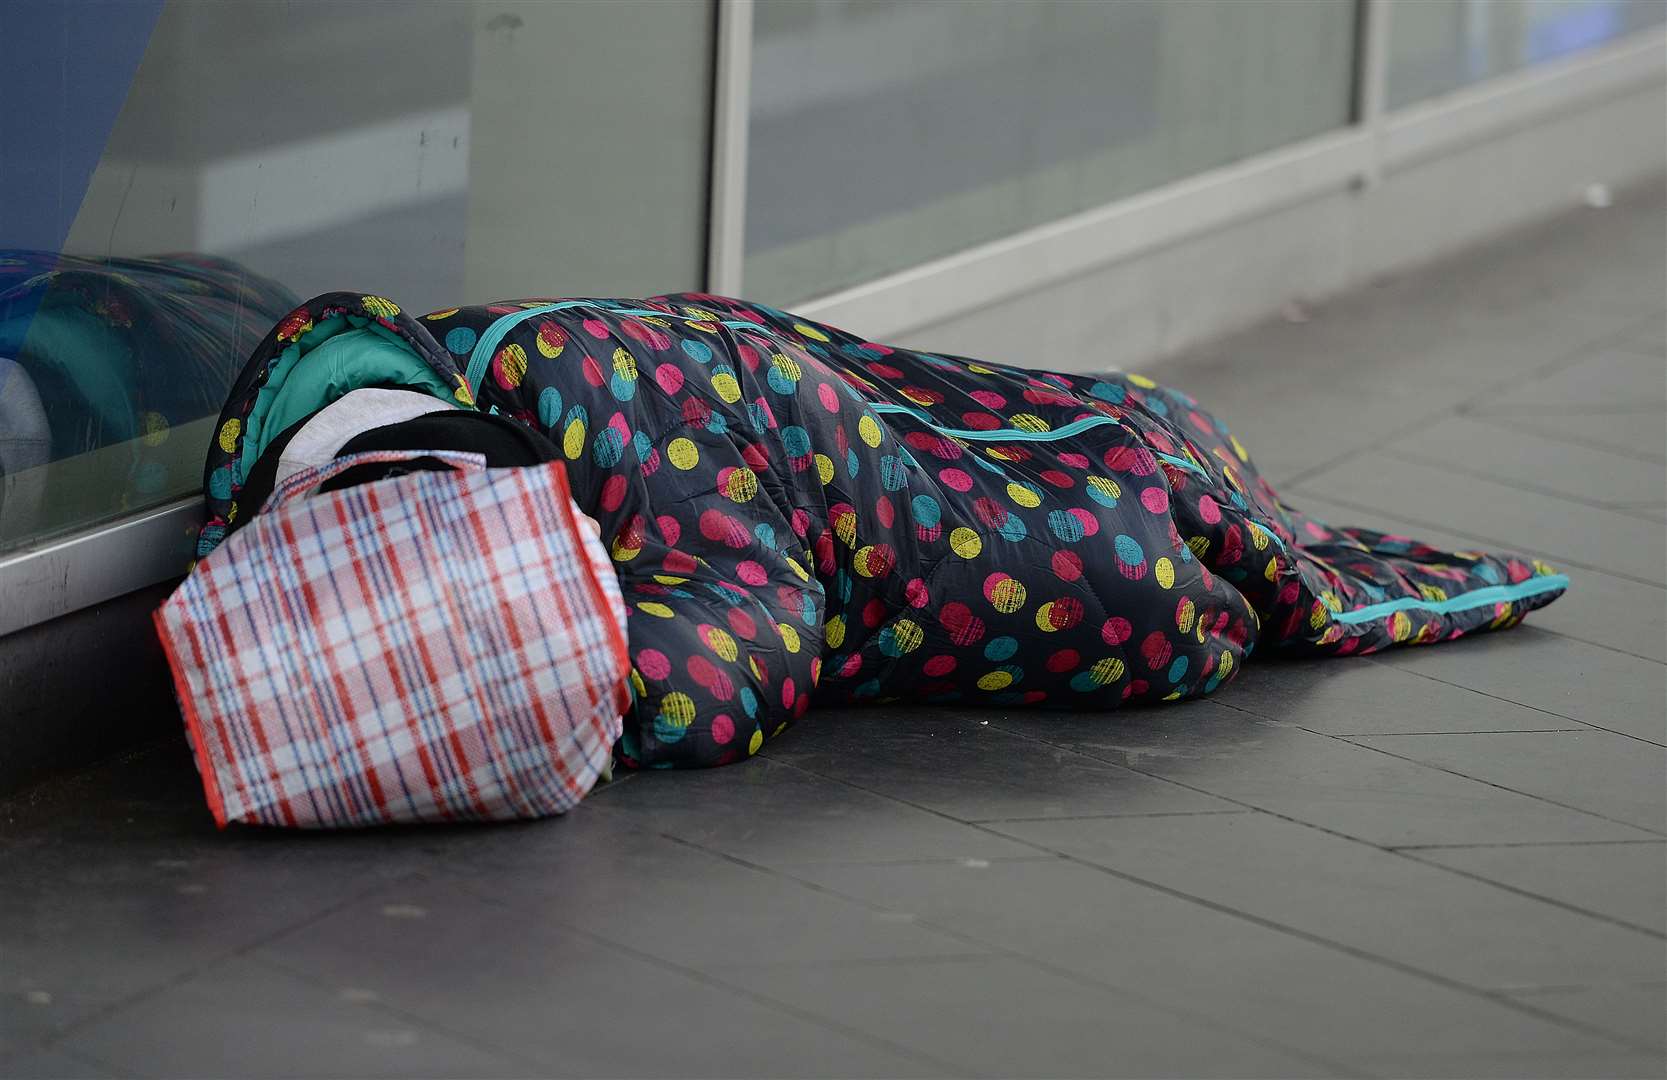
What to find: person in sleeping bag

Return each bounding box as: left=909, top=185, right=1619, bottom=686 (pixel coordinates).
left=198, top=291, right=1568, bottom=770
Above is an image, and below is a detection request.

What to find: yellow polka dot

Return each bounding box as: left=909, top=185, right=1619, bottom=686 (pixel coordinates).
left=712, top=371, right=741, bottom=403
left=1230, top=434, right=1250, bottom=462
left=217, top=418, right=240, bottom=453
left=1086, top=475, right=1121, bottom=501
left=977, top=670, right=1013, bottom=691
left=1088, top=657, right=1125, bottom=686
left=660, top=692, right=696, bottom=727
left=425, top=307, right=460, bottom=320
left=1309, top=602, right=1329, bottom=631
left=637, top=602, right=674, bottom=618
left=610, top=536, right=642, bottom=562
left=949, top=527, right=983, bottom=559
left=652, top=575, right=689, bottom=586
left=668, top=438, right=699, bottom=470
left=857, top=415, right=883, bottom=448
left=778, top=623, right=801, bottom=653
left=1128, top=373, right=1156, bottom=389
left=891, top=619, right=924, bottom=653
left=453, top=381, right=474, bottom=406
left=1176, top=598, right=1196, bottom=634
left=1009, top=413, right=1049, bottom=433
left=771, top=353, right=802, bottom=381
left=1264, top=557, right=1279, bottom=582
left=704, top=626, right=739, bottom=662
left=1219, top=652, right=1235, bottom=679
left=825, top=615, right=846, bottom=649
left=563, top=419, right=586, bottom=460
left=723, top=468, right=759, bottom=503
left=361, top=295, right=401, bottom=318
left=748, top=729, right=764, bottom=755
left=1186, top=535, right=1210, bottom=559
left=1389, top=611, right=1413, bottom=642
left=1155, top=558, right=1175, bottom=590
left=496, top=343, right=528, bottom=388
left=966, top=363, right=995, bottom=375
left=833, top=510, right=858, bottom=548
left=792, top=322, right=830, bottom=342
left=988, top=577, right=1026, bottom=614
left=1006, top=482, right=1041, bottom=508
left=1035, top=603, right=1059, bottom=632
left=613, top=347, right=638, bottom=382
left=815, top=454, right=835, bottom=485
left=630, top=669, right=647, bottom=696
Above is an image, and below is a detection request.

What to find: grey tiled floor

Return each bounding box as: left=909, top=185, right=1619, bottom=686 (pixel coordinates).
left=4, top=190, right=1665, bottom=1079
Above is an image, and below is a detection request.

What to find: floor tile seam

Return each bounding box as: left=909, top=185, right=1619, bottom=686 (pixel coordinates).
left=430, top=867, right=983, bottom=1078
left=1391, top=851, right=1667, bottom=940
left=1463, top=402, right=1667, bottom=418
left=650, top=826, right=1372, bottom=1078
left=12, top=868, right=435, bottom=1063
left=1440, top=315, right=1667, bottom=414
left=1324, top=729, right=1590, bottom=736
left=1458, top=413, right=1667, bottom=466
left=1300, top=726, right=1667, bottom=838
left=224, top=950, right=553, bottom=1077
left=1380, top=447, right=1666, bottom=516
left=1505, top=980, right=1667, bottom=995
left=1390, top=838, right=1667, bottom=851
left=964, top=809, right=1253, bottom=825
left=1286, top=486, right=1667, bottom=589
left=969, top=833, right=1660, bottom=1056
left=1356, top=657, right=1667, bottom=748
left=784, top=719, right=1662, bottom=1048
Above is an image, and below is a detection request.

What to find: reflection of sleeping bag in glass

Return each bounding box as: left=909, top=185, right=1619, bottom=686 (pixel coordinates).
left=201, top=291, right=1569, bottom=770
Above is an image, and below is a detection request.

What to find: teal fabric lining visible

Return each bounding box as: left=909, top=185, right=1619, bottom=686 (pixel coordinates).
left=1332, top=574, right=1570, bottom=625
left=238, top=318, right=455, bottom=480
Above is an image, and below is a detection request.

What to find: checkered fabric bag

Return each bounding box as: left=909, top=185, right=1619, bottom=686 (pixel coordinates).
left=155, top=450, right=630, bottom=828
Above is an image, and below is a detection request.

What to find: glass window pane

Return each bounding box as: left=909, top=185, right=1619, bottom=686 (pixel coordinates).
left=0, top=0, right=713, bottom=556
left=743, top=0, right=1358, bottom=307
left=1388, top=0, right=1667, bottom=109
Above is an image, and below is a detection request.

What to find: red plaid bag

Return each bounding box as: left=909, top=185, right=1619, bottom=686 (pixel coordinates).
left=154, top=451, right=629, bottom=828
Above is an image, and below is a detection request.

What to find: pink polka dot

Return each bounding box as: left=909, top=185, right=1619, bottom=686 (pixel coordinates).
left=581, top=355, right=606, bottom=387
left=1052, top=550, right=1083, bottom=581
left=868, top=362, right=904, bottom=380
left=1067, top=507, right=1099, bottom=536
left=1104, top=446, right=1157, bottom=476
left=582, top=318, right=610, bottom=339
left=711, top=713, right=735, bottom=745
left=655, top=364, right=684, bottom=394
left=656, top=514, right=681, bottom=545
left=736, top=560, right=768, bottom=586
left=636, top=649, right=671, bottom=680
left=904, top=577, right=930, bottom=607
left=939, top=468, right=973, bottom=492
left=1102, top=617, right=1133, bottom=646
left=781, top=679, right=796, bottom=708
left=875, top=496, right=895, bottom=529
left=1198, top=495, right=1222, bottom=524
left=1140, top=487, right=1170, bottom=514
left=817, top=383, right=840, bottom=412
left=960, top=412, right=1002, bottom=431
left=970, top=390, right=1007, bottom=408
left=727, top=607, right=758, bottom=639
left=1058, top=452, right=1090, bottom=469
left=840, top=653, right=864, bottom=677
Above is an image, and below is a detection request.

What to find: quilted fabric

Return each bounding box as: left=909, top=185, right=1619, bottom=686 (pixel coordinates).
left=200, top=291, right=1567, bottom=771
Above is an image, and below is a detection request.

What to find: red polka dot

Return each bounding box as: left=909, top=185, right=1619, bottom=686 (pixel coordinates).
left=970, top=390, right=1006, bottom=408
left=904, top=577, right=930, bottom=607
left=1101, top=617, right=1133, bottom=645
left=1052, top=550, right=1083, bottom=581
left=1046, top=648, right=1079, bottom=673
left=781, top=679, right=796, bottom=708
left=923, top=654, right=957, bottom=677
left=1058, top=452, right=1090, bottom=469
left=581, top=354, right=606, bottom=386
left=601, top=474, right=627, bottom=512
left=875, top=496, right=895, bottom=529
left=581, top=318, right=610, bottom=339
left=656, top=514, right=681, bottom=545
left=863, top=598, right=888, bottom=628
left=1040, top=470, right=1074, bottom=488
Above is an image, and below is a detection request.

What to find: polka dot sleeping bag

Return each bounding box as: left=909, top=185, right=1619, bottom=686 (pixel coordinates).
left=199, top=291, right=1569, bottom=770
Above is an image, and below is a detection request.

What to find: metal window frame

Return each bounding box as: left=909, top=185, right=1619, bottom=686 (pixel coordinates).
left=4, top=3, right=1663, bottom=639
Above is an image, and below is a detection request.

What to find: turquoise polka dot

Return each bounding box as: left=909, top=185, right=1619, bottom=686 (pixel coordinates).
left=593, top=426, right=625, bottom=467
left=1167, top=656, right=1189, bottom=683
left=444, top=326, right=477, bottom=354
left=984, top=636, right=1018, bottom=661
left=537, top=386, right=563, bottom=428
left=912, top=495, right=941, bottom=528
left=681, top=339, right=713, bottom=364
left=1048, top=509, right=1085, bottom=543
